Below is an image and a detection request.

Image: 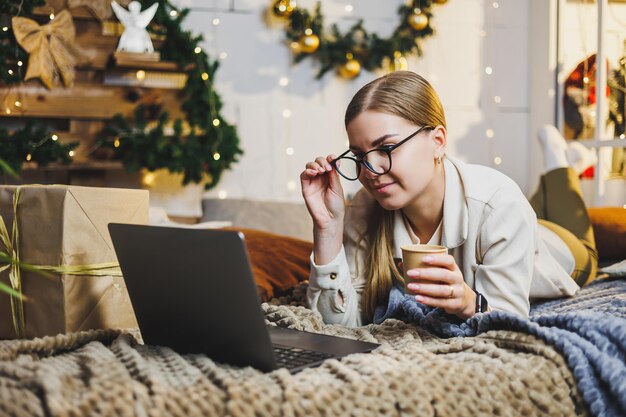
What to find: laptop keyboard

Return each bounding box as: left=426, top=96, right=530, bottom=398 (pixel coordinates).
left=272, top=346, right=333, bottom=369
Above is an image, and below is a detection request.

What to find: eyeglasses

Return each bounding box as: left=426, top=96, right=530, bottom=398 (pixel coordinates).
left=331, top=125, right=435, bottom=181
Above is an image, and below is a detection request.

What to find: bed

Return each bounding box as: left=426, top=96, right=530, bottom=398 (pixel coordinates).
left=1, top=265, right=625, bottom=417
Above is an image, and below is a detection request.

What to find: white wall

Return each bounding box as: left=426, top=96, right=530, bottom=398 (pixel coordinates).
left=171, top=0, right=533, bottom=202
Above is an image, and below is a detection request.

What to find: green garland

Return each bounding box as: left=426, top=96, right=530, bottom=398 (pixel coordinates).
left=280, top=0, right=445, bottom=78
left=0, top=122, right=77, bottom=175
left=99, top=0, right=242, bottom=187
left=0, top=0, right=242, bottom=187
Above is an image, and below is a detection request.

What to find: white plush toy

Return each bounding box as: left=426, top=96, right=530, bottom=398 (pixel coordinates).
left=111, top=1, right=159, bottom=53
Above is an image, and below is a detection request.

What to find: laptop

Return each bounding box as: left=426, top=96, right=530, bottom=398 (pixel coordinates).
left=108, top=223, right=379, bottom=373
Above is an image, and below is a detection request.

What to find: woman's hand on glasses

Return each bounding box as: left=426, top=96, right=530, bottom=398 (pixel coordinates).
left=301, top=155, right=346, bottom=230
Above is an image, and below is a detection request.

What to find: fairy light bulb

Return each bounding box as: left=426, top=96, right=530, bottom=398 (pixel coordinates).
left=51, top=134, right=59, bottom=141
left=8, top=69, right=13, bottom=75
left=49, top=13, right=55, bottom=20
left=14, top=100, right=21, bottom=108
left=212, top=118, right=220, bottom=127
left=136, top=70, right=146, bottom=81
left=68, top=150, right=75, bottom=157
left=2, top=27, right=7, bottom=32
left=486, top=129, right=495, bottom=138
left=494, top=156, right=502, bottom=165
left=493, top=96, right=501, bottom=103
left=304, top=28, right=313, bottom=36
left=201, top=72, right=209, bottom=80
left=114, top=138, right=121, bottom=147
left=212, top=18, right=220, bottom=26
left=169, top=10, right=178, bottom=17
left=213, top=152, right=221, bottom=160
left=218, top=190, right=228, bottom=199
left=219, top=52, right=227, bottom=60
left=194, top=46, right=202, bottom=54
left=279, top=77, right=289, bottom=87
left=485, top=66, right=493, bottom=75
left=26, top=153, right=32, bottom=161
left=345, top=4, right=354, bottom=12
left=17, top=61, right=22, bottom=67
left=282, top=109, right=291, bottom=118
left=492, top=2, right=499, bottom=8
left=285, top=147, right=294, bottom=156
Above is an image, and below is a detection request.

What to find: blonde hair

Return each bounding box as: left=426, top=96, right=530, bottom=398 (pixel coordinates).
left=345, top=71, right=447, bottom=321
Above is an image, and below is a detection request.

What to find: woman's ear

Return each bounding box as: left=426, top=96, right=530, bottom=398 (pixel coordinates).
left=432, top=125, right=447, bottom=156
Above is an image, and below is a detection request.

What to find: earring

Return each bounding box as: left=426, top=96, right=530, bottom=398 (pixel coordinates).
left=435, top=155, right=442, bottom=165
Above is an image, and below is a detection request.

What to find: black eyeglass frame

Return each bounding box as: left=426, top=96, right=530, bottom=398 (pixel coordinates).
left=331, top=125, right=435, bottom=181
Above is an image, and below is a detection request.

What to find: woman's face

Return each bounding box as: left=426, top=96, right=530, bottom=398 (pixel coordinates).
left=346, top=110, right=445, bottom=211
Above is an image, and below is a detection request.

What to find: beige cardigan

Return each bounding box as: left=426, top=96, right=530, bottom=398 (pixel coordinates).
left=307, top=156, right=579, bottom=326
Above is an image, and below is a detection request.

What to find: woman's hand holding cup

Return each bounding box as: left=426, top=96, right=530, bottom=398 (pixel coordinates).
left=401, top=244, right=476, bottom=319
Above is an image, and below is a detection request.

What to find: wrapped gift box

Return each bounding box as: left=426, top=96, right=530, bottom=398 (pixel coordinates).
left=0, top=185, right=149, bottom=339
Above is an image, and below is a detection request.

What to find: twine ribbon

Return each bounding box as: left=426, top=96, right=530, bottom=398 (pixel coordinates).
left=0, top=188, right=122, bottom=338
left=12, top=10, right=82, bottom=89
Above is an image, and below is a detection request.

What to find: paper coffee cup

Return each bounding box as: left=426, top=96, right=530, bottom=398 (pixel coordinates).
left=401, top=244, right=448, bottom=294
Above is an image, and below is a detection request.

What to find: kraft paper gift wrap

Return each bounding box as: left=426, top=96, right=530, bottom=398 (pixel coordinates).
left=0, top=185, right=149, bottom=339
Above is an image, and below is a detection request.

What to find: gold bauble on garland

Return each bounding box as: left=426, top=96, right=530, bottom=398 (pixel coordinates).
left=273, top=0, right=297, bottom=18
left=407, top=9, right=429, bottom=31
left=299, top=32, right=320, bottom=54
left=338, top=55, right=361, bottom=79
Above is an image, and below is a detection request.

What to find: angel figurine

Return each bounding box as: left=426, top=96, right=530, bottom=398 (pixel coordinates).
left=111, top=1, right=159, bottom=53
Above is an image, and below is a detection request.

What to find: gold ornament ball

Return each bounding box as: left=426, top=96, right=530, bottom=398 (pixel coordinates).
left=338, top=59, right=361, bottom=79
left=407, top=12, right=429, bottom=31
left=299, top=33, right=320, bottom=54
left=273, top=0, right=296, bottom=18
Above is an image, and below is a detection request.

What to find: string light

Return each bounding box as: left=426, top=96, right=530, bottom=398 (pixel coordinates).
left=620, top=134, right=625, bottom=139
left=285, top=147, right=294, bottom=155
left=492, top=2, right=499, bottom=8
left=212, top=118, right=220, bottom=127
left=493, top=96, right=501, bottom=103
left=304, top=28, right=313, bottom=36
left=583, top=76, right=589, bottom=84
left=486, top=129, right=495, bottom=138
left=194, top=46, right=202, bottom=54
left=218, top=190, right=228, bottom=199
left=136, top=70, right=146, bottom=81
left=5, top=108, right=10, bottom=114
left=485, top=66, right=493, bottom=75
left=279, top=77, right=289, bottom=87
left=213, top=152, right=221, bottom=160
left=7, top=69, right=13, bottom=75
left=68, top=150, right=75, bottom=157
left=282, top=109, right=291, bottom=118
left=219, top=52, right=227, bottom=60
left=51, top=134, right=58, bottom=141
left=2, top=27, right=7, bottom=32
left=143, top=173, right=155, bottom=186
left=345, top=4, right=354, bottom=12
left=14, top=100, right=21, bottom=108
left=201, top=72, right=209, bottom=80
left=26, top=153, right=32, bottom=161
left=17, top=61, right=22, bottom=67
left=494, top=156, right=502, bottom=165
left=212, top=18, right=220, bottom=26
left=169, top=10, right=178, bottom=17
left=114, top=138, right=120, bottom=147
left=49, top=13, right=55, bottom=20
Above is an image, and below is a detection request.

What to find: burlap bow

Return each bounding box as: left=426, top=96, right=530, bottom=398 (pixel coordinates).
left=67, top=0, right=131, bottom=21
left=12, top=10, right=82, bottom=89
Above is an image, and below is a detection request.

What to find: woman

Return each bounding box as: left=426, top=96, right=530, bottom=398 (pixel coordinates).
left=301, top=71, right=597, bottom=327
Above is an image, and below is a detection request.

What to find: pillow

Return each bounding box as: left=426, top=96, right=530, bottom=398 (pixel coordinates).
left=223, top=228, right=313, bottom=301
left=600, top=259, right=626, bottom=277
left=587, top=207, right=626, bottom=261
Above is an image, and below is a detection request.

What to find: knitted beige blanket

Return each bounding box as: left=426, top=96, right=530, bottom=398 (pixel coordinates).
left=0, top=285, right=587, bottom=417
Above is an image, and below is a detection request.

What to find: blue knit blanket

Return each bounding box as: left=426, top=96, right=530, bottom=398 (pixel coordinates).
left=373, top=277, right=626, bottom=417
